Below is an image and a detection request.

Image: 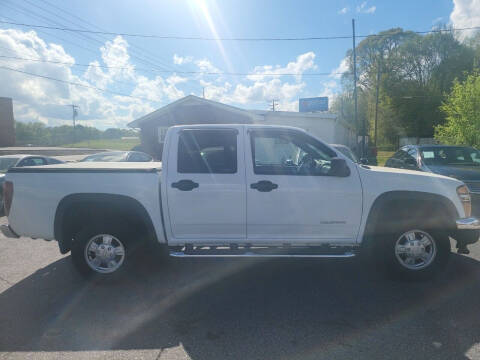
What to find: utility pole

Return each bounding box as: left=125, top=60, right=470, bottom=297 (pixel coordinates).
left=270, top=99, right=278, bottom=111
left=68, top=104, right=79, bottom=143
left=202, top=87, right=205, bottom=99
left=352, top=19, right=363, bottom=159
left=374, top=63, right=380, bottom=146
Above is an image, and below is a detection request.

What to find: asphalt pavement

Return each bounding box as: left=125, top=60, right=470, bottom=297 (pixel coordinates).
left=1, top=216, right=480, bottom=359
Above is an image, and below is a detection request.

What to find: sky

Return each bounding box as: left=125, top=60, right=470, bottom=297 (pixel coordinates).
left=0, top=0, right=478, bottom=129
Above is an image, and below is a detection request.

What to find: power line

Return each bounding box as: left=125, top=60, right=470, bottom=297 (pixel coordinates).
left=1, top=20, right=480, bottom=41
left=0, top=54, right=348, bottom=77
left=35, top=0, right=179, bottom=73
left=2, top=1, right=176, bottom=73
left=0, top=65, right=155, bottom=102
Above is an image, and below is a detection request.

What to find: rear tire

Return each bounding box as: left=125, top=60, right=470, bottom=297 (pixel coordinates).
left=379, top=226, right=450, bottom=280
left=71, top=224, right=134, bottom=279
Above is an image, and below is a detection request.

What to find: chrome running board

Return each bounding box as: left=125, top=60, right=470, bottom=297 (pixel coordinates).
left=169, top=252, right=356, bottom=258
left=169, top=245, right=357, bottom=258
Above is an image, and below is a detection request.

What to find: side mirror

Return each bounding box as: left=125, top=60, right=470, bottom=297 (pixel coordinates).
left=329, top=157, right=351, bottom=177
left=360, top=157, right=369, bottom=165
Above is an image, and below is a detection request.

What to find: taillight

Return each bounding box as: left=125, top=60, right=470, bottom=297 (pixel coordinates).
left=3, top=181, right=13, bottom=216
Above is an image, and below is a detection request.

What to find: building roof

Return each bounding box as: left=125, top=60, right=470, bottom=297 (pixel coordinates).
left=128, top=95, right=342, bottom=128
left=128, top=95, right=263, bottom=128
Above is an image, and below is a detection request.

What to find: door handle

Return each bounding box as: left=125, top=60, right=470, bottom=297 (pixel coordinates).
left=250, top=180, right=278, bottom=192
left=171, top=179, right=199, bottom=191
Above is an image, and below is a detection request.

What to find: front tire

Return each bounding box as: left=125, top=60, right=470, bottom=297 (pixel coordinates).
left=381, top=226, right=450, bottom=280
left=71, top=225, right=131, bottom=278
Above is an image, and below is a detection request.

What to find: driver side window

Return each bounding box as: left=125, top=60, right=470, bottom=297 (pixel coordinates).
left=250, top=130, right=334, bottom=176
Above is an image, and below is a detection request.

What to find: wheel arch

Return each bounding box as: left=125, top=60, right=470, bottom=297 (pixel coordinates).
left=362, top=191, right=458, bottom=248
left=54, top=193, right=158, bottom=254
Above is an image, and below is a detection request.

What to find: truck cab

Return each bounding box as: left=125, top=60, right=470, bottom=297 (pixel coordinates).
left=163, top=125, right=362, bottom=246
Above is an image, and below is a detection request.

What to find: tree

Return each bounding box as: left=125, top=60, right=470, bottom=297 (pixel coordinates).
left=334, top=27, right=475, bottom=147
left=435, top=71, right=480, bottom=147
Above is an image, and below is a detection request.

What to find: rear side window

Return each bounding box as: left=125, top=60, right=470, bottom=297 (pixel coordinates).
left=177, top=129, right=237, bottom=174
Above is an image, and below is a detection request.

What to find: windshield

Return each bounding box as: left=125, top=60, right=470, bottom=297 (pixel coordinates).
left=81, top=153, right=127, bottom=162
left=0, top=158, right=19, bottom=173
left=420, top=147, right=480, bottom=166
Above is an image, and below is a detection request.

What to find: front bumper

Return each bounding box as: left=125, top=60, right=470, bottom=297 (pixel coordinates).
left=456, top=217, right=480, bottom=230
left=0, top=224, right=19, bottom=239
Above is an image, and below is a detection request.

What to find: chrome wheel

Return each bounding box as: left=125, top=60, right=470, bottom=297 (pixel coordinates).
left=84, top=234, right=125, bottom=274
left=395, top=230, right=436, bottom=270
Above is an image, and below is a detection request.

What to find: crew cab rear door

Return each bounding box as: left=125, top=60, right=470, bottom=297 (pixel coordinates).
left=245, top=128, right=362, bottom=244
left=165, top=127, right=246, bottom=243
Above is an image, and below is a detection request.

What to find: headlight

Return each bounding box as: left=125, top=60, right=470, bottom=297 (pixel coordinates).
left=457, top=185, right=472, bottom=218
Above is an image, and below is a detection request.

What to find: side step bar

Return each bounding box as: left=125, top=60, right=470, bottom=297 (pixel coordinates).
left=170, top=252, right=356, bottom=258
left=169, top=245, right=357, bottom=258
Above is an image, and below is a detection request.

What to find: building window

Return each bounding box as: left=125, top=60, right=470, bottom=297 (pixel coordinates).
left=177, top=129, right=237, bottom=174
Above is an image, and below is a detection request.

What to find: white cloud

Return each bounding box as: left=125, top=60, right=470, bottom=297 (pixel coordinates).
left=247, top=51, right=317, bottom=82
left=173, top=54, right=193, bottom=65
left=338, top=7, right=349, bottom=14
left=330, top=57, right=349, bottom=79
left=195, top=58, right=221, bottom=73
left=450, top=0, right=480, bottom=40
left=195, top=52, right=320, bottom=109
left=357, top=1, right=376, bottom=14
left=0, top=29, right=187, bottom=128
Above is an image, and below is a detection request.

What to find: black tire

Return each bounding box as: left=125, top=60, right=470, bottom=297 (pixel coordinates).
left=71, top=223, right=135, bottom=279
left=379, top=226, right=450, bottom=280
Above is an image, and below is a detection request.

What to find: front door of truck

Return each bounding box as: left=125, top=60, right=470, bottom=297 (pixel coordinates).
left=245, top=128, right=362, bottom=244
left=166, top=127, right=246, bottom=243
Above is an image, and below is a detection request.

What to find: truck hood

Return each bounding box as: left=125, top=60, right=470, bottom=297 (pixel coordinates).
left=425, top=164, right=480, bottom=181
left=357, top=164, right=463, bottom=197
left=357, top=164, right=466, bottom=219
left=361, top=165, right=457, bottom=180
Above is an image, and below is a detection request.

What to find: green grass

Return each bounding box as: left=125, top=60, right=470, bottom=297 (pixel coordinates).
left=377, top=150, right=395, bottom=167
left=62, top=138, right=140, bottom=151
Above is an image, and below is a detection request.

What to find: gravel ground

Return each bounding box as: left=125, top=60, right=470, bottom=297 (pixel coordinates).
left=1, top=216, right=480, bottom=359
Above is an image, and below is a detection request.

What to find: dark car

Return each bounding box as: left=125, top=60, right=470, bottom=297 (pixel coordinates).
left=80, top=151, right=153, bottom=162
left=0, top=155, right=64, bottom=216
left=385, top=145, right=480, bottom=215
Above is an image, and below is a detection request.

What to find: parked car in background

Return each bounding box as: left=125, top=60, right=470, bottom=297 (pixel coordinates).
left=80, top=151, right=153, bottom=162
left=0, top=155, right=64, bottom=216
left=331, top=144, right=358, bottom=162
left=385, top=145, right=480, bottom=216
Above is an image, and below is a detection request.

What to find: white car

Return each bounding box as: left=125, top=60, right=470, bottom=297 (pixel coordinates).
left=2, top=125, right=479, bottom=280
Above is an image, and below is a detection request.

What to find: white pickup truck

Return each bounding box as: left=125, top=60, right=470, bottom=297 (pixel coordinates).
left=2, top=125, right=480, bottom=279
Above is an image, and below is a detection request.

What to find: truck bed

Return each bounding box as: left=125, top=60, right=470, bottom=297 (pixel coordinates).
left=5, top=161, right=164, bottom=242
